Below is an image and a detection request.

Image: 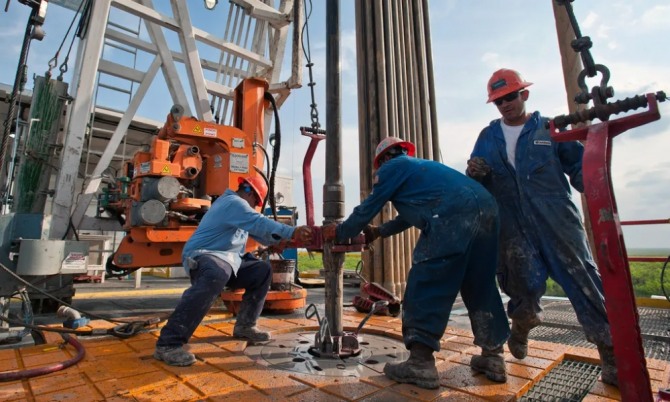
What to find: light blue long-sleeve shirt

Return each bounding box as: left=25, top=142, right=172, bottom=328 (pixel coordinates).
left=182, top=189, right=294, bottom=274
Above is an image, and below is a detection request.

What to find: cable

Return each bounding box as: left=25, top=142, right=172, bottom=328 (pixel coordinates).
left=264, top=92, right=282, bottom=221
left=0, top=262, right=163, bottom=325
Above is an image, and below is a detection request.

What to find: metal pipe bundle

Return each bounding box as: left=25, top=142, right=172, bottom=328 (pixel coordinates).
left=354, top=0, right=439, bottom=297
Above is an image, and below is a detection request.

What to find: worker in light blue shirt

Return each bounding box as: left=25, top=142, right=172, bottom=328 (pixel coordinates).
left=323, top=137, right=510, bottom=389
left=155, top=175, right=312, bottom=367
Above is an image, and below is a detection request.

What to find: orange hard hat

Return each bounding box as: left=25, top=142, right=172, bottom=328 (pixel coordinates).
left=373, top=137, right=416, bottom=169
left=238, top=176, right=268, bottom=207
left=486, top=68, right=532, bottom=103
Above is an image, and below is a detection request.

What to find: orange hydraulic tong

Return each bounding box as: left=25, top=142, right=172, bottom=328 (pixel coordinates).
left=103, top=78, right=270, bottom=274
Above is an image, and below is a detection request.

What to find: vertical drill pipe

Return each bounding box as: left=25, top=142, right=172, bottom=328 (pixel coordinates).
left=323, top=0, right=345, bottom=336
left=411, top=0, right=431, bottom=158
left=421, top=0, right=440, bottom=161
left=354, top=1, right=377, bottom=287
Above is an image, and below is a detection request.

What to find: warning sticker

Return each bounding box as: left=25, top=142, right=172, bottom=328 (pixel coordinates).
left=62, top=252, right=88, bottom=273
left=230, top=153, right=249, bottom=173
left=204, top=127, right=217, bottom=137
left=193, top=125, right=202, bottom=133
left=139, top=162, right=150, bottom=174
left=232, top=138, right=245, bottom=148
left=162, top=165, right=171, bottom=174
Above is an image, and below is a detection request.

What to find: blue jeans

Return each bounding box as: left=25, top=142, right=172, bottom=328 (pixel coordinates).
left=156, top=253, right=271, bottom=348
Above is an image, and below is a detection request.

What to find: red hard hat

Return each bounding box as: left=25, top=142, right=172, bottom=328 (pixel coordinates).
left=238, top=176, right=268, bottom=207
left=373, top=137, right=416, bottom=169
left=486, top=68, right=532, bottom=103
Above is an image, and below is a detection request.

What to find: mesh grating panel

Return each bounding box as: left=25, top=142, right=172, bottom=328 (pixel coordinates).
left=542, top=301, right=670, bottom=337
left=520, top=359, right=600, bottom=402
left=529, top=325, right=670, bottom=361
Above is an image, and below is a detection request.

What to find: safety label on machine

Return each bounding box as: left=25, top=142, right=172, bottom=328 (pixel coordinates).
left=230, top=153, right=249, bottom=173
left=61, top=252, right=88, bottom=273
left=204, top=127, right=217, bottom=137
left=232, top=138, right=245, bottom=148
left=139, top=162, right=150, bottom=174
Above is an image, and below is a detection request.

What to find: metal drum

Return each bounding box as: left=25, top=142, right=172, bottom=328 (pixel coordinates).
left=270, top=259, right=296, bottom=291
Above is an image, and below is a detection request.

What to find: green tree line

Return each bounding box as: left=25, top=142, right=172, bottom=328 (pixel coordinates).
left=298, top=252, right=670, bottom=299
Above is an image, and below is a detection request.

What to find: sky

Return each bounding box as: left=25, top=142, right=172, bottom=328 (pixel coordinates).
left=0, top=0, right=669, bottom=249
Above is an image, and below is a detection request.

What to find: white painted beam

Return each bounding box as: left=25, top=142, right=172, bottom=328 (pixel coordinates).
left=50, top=0, right=113, bottom=240
left=70, top=56, right=162, bottom=228
left=172, top=0, right=212, bottom=121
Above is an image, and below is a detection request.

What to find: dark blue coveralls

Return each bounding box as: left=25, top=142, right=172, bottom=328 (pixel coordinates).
left=469, top=111, right=612, bottom=347
left=157, top=189, right=295, bottom=348
left=335, top=155, right=510, bottom=352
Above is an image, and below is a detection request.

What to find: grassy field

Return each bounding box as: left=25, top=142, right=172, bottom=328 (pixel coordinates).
left=298, top=251, right=361, bottom=271
left=298, top=251, right=670, bottom=298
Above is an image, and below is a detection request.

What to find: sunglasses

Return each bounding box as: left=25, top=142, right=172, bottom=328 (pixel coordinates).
left=494, top=91, right=523, bottom=106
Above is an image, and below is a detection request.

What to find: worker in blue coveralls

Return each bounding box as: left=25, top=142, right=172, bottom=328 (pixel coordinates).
left=154, top=175, right=313, bottom=367
left=322, top=137, right=510, bottom=389
left=466, top=68, right=617, bottom=386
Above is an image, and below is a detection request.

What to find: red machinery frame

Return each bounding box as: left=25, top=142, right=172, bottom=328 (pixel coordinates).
left=548, top=93, right=664, bottom=401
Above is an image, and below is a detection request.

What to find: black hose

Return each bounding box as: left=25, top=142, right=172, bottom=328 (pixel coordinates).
left=0, top=334, right=85, bottom=382
left=264, top=92, right=281, bottom=221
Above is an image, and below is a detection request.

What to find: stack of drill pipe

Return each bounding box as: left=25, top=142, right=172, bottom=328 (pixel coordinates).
left=354, top=0, right=439, bottom=300
left=551, top=1, right=598, bottom=258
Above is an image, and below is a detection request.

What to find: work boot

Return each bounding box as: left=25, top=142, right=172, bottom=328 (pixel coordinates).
left=233, top=324, right=271, bottom=342
left=383, top=342, right=439, bottom=389
left=597, top=345, right=618, bottom=387
left=153, top=346, right=196, bottom=366
left=470, top=346, right=507, bottom=383
left=508, top=320, right=531, bottom=359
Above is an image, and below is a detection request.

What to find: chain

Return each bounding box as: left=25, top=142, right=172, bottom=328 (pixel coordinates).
left=555, top=0, right=613, bottom=105
left=302, top=0, right=321, bottom=130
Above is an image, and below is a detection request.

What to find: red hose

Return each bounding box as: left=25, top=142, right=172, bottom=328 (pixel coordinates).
left=0, top=334, right=86, bottom=382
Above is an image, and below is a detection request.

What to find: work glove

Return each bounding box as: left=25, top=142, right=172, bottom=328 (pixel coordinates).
left=291, top=225, right=313, bottom=244
left=321, top=223, right=338, bottom=241
left=466, top=157, right=491, bottom=180
left=363, top=224, right=381, bottom=243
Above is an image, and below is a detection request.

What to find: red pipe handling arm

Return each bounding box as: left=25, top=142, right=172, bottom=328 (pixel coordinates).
left=296, top=127, right=367, bottom=253
left=301, top=127, right=326, bottom=227
left=549, top=92, right=666, bottom=402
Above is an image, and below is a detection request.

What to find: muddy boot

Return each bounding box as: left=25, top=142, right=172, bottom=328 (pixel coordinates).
left=383, top=342, right=439, bottom=389
left=470, top=346, right=507, bottom=383
left=154, top=346, right=196, bottom=366
left=233, top=324, right=271, bottom=342
left=233, top=300, right=271, bottom=342
left=597, top=345, right=618, bottom=387
left=508, top=320, right=532, bottom=359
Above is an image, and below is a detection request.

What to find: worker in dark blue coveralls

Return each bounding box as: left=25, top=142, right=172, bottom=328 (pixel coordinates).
left=322, top=137, right=510, bottom=389
left=154, top=175, right=313, bottom=367
left=466, top=68, right=617, bottom=386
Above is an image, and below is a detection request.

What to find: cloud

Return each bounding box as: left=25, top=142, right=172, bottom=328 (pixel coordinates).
left=638, top=5, right=670, bottom=32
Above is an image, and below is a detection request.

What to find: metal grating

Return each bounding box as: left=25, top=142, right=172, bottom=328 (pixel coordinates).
left=520, top=359, right=601, bottom=402
left=542, top=301, right=670, bottom=338
left=529, top=325, right=670, bottom=361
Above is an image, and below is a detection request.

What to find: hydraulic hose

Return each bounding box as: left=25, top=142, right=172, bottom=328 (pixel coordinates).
left=0, top=334, right=85, bottom=382
left=263, top=92, right=281, bottom=220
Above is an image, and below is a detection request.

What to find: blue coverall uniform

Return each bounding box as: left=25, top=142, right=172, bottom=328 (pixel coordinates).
left=157, top=189, right=294, bottom=348
left=469, top=111, right=612, bottom=347
left=335, top=155, right=510, bottom=352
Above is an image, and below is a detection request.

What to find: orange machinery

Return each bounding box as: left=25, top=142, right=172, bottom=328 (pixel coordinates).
left=102, top=78, right=270, bottom=272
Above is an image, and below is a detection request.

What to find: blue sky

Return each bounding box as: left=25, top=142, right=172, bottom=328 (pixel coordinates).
left=1, top=1, right=669, bottom=248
